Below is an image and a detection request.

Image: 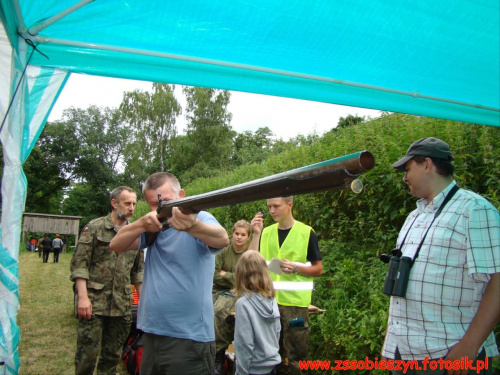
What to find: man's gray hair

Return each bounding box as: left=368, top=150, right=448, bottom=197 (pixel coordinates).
left=110, top=186, right=136, bottom=202
left=142, top=172, right=181, bottom=196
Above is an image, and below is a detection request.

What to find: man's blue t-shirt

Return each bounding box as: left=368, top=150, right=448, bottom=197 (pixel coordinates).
left=138, top=211, right=222, bottom=342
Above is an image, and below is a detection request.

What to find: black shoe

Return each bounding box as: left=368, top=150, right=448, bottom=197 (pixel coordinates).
left=214, top=349, right=226, bottom=375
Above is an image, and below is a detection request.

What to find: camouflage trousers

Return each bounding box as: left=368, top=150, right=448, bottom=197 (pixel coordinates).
left=75, top=314, right=132, bottom=375
left=214, top=293, right=237, bottom=352
left=276, top=305, right=309, bottom=375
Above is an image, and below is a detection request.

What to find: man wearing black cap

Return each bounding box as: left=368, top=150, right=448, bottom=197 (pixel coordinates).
left=381, top=137, right=499, bottom=375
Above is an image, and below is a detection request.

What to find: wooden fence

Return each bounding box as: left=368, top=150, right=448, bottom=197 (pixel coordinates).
left=22, top=213, right=82, bottom=246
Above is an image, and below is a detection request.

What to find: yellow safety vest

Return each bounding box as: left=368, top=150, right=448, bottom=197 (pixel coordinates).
left=261, top=221, right=313, bottom=307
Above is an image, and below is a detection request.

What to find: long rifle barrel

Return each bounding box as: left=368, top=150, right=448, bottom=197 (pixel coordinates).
left=157, top=150, right=375, bottom=218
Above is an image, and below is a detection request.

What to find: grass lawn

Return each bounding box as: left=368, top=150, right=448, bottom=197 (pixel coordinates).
left=18, top=250, right=128, bottom=375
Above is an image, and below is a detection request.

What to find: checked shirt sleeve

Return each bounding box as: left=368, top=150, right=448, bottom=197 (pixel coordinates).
left=466, top=202, right=500, bottom=276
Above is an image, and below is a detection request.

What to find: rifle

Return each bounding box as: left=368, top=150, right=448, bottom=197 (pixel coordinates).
left=156, top=150, right=374, bottom=222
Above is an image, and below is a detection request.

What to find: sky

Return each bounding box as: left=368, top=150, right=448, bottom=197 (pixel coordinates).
left=48, top=73, right=381, bottom=140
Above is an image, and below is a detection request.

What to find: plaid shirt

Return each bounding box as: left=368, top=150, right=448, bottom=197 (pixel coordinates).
left=382, top=181, right=500, bottom=360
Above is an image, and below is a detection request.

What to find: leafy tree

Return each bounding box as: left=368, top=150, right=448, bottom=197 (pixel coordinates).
left=231, top=127, right=274, bottom=166
left=23, top=147, right=67, bottom=213
left=67, top=106, right=127, bottom=186
left=62, top=183, right=111, bottom=229
left=23, top=105, right=129, bottom=217
left=23, top=118, right=80, bottom=213
left=169, top=87, right=234, bottom=183
left=270, top=138, right=297, bottom=156
left=120, top=83, right=181, bottom=185
left=288, top=132, right=321, bottom=147
left=60, top=105, right=133, bottom=221
left=336, top=114, right=365, bottom=129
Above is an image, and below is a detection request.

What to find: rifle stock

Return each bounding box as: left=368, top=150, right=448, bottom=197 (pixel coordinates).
left=157, top=150, right=375, bottom=219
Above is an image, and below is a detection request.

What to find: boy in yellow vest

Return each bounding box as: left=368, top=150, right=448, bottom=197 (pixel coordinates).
left=250, top=196, right=323, bottom=375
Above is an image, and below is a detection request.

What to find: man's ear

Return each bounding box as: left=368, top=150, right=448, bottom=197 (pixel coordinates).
left=111, top=199, right=118, bottom=209
left=424, top=157, right=434, bottom=173
left=179, top=189, right=186, bottom=198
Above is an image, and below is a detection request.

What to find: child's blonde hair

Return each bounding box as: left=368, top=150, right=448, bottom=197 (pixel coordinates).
left=234, top=250, right=275, bottom=299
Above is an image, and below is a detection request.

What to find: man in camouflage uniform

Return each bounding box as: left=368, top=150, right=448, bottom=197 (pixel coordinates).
left=70, top=186, right=144, bottom=375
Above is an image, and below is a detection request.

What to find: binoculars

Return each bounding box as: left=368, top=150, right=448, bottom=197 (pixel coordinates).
left=380, top=249, right=412, bottom=297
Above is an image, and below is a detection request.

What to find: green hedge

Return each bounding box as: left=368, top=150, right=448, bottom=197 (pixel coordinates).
left=309, top=240, right=389, bottom=374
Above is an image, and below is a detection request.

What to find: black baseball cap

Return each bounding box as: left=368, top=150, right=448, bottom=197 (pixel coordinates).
left=392, top=137, right=454, bottom=172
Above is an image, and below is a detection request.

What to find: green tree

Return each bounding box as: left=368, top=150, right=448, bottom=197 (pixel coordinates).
left=62, top=183, right=111, bottom=229
left=23, top=147, right=67, bottom=214
left=170, top=87, right=235, bottom=183
left=67, top=106, right=127, bottom=186
left=23, top=105, right=130, bottom=217
left=61, top=105, right=132, bottom=221
left=231, top=127, right=274, bottom=166
left=23, top=118, right=80, bottom=213
left=336, top=114, right=365, bottom=129
left=120, top=83, right=181, bottom=185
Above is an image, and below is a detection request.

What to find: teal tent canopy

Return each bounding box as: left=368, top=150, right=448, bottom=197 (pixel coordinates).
left=0, top=1, right=499, bottom=373
left=3, top=1, right=500, bottom=126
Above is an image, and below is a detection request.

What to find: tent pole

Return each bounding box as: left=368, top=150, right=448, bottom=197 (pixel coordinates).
left=12, top=0, right=27, bottom=33
left=27, top=0, right=95, bottom=35
left=29, top=35, right=499, bottom=114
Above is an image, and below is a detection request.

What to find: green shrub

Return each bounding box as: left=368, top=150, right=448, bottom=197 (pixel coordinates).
left=309, top=240, right=389, bottom=374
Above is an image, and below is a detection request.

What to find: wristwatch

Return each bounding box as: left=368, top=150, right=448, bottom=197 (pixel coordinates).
left=292, top=265, right=299, bottom=274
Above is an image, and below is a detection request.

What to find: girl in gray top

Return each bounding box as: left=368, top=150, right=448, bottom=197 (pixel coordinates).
left=234, top=251, right=281, bottom=375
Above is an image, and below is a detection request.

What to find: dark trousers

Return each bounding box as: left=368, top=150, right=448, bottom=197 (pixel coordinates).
left=43, top=248, right=51, bottom=263
left=53, top=248, right=60, bottom=263
left=140, top=333, right=215, bottom=375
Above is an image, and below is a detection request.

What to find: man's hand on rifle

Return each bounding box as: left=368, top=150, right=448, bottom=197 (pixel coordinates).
left=168, top=207, right=198, bottom=232
left=141, top=211, right=163, bottom=233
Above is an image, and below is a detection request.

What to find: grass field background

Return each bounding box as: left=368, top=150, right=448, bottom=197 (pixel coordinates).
left=18, top=250, right=128, bottom=375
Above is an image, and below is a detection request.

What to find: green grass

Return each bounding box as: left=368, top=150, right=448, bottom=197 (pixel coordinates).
left=18, top=250, right=128, bottom=375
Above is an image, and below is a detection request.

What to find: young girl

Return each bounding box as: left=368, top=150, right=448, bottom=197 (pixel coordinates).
left=213, top=220, right=252, bottom=374
left=233, top=250, right=281, bottom=375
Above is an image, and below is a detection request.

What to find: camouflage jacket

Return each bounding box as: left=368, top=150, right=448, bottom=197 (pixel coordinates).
left=70, top=214, right=144, bottom=317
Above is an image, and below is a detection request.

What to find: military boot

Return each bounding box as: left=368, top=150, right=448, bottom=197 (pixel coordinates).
left=214, top=349, right=226, bottom=375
